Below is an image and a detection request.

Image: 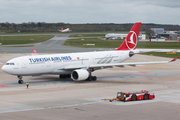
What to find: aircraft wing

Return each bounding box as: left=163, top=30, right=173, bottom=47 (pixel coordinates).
left=135, top=49, right=180, bottom=53
left=60, top=56, right=179, bottom=70
left=89, top=56, right=179, bottom=68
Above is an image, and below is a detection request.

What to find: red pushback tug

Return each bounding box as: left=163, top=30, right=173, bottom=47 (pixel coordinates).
left=103, top=90, right=155, bottom=102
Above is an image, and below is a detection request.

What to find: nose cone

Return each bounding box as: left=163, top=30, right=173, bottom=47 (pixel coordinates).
left=1, top=65, right=12, bottom=74
left=2, top=65, right=7, bottom=72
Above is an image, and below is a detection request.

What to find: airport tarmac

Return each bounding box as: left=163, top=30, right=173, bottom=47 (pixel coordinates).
left=0, top=53, right=180, bottom=120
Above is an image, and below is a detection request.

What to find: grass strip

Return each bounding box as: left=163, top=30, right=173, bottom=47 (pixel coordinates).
left=0, top=35, right=54, bottom=45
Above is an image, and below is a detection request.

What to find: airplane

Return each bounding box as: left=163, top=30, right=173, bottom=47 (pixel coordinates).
left=59, top=28, right=71, bottom=32
left=1, top=22, right=179, bottom=84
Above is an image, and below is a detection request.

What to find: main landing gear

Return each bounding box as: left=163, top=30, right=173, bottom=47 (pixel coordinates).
left=86, top=76, right=97, bottom=81
left=86, top=68, right=97, bottom=81
left=17, top=75, right=24, bottom=84
left=59, top=74, right=71, bottom=79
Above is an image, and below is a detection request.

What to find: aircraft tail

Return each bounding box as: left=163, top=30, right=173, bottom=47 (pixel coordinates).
left=61, top=28, right=63, bottom=31
left=115, top=22, right=141, bottom=51
left=31, top=49, right=38, bottom=55
left=32, top=49, right=37, bottom=54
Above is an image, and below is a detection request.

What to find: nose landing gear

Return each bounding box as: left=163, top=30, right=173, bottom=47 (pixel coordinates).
left=17, top=75, right=24, bottom=84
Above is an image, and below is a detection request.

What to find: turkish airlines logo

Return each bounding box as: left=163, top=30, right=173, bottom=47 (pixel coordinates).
left=32, top=49, right=37, bottom=53
left=125, top=31, right=137, bottom=50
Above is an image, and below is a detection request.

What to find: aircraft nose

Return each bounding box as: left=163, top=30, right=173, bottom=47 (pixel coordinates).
left=2, top=65, right=7, bottom=72
left=1, top=65, right=11, bottom=74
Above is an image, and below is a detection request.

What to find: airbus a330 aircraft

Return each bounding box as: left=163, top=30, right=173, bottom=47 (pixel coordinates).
left=1, top=22, right=179, bottom=84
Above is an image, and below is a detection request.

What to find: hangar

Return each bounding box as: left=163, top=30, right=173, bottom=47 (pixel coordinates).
left=151, top=28, right=178, bottom=40
left=105, top=33, right=146, bottom=40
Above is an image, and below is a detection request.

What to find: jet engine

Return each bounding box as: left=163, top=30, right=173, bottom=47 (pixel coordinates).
left=71, top=69, right=90, bottom=81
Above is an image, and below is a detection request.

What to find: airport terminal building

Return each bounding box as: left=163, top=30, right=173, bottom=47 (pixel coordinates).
left=105, top=28, right=179, bottom=41
left=151, top=28, right=178, bottom=40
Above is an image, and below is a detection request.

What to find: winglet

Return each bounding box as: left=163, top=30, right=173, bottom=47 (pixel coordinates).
left=170, top=56, right=179, bottom=62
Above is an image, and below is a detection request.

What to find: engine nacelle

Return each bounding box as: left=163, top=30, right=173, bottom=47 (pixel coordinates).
left=71, top=69, right=90, bottom=81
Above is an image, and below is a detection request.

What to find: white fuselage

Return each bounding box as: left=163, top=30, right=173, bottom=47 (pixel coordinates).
left=61, top=28, right=70, bottom=32
left=2, top=50, right=132, bottom=76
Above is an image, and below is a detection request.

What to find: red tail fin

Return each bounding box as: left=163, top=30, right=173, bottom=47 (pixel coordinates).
left=32, top=49, right=38, bottom=55
left=32, top=49, right=37, bottom=54
left=115, top=22, right=141, bottom=51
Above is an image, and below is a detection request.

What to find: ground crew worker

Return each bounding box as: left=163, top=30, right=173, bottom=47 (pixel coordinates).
left=124, top=94, right=126, bottom=102
left=26, top=82, right=29, bottom=89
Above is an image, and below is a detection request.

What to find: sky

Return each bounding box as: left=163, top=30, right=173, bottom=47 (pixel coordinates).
left=0, top=0, right=180, bottom=25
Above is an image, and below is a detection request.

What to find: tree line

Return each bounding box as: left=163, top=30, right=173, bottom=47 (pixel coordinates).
left=0, top=22, right=180, bottom=33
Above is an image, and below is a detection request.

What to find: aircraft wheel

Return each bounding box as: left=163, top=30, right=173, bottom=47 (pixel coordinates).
left=18, top=80, right=24, bottom=84
left=85, top=76, right=92, bottom=81
left=67, top=74, right=71, bottom=79
left=59, top=75, right=61, bottom=79
left=59, top=75, right=71, bottom=79
left=89, top=76, right=93, bottom=81
left=92, top=76, right=97, bottom=81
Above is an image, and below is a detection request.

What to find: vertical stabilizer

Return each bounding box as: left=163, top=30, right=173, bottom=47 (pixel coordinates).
left=115, top=22, right=141, bottom=51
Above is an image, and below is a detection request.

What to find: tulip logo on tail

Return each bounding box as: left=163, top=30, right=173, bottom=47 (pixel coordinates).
left=125, top=31, right=137, bottom=50
left=115, top=22, right=141, bottom=51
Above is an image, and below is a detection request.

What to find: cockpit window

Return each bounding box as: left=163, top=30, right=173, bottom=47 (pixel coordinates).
left=5, top=63, right=15, bottom=65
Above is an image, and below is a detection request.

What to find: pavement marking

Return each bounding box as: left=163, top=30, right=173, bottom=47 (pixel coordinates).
left=48, top=81, right=66, bottom=84
left=129, top=76, right=135, bottom=78
left=34, top=43, right=41, bottom=46
left=119, top=76, right=135, bottom=78
left=0, top=85, right=9, bottom=87
left=47, top=40, right=58, bottom=46
left=137, top=71, right=148, bottom=73
left=0, top=101, right=102, bottom=114
left=5, top=114, right=34, bottom=120
left=119, top=77, right=124, bottom=78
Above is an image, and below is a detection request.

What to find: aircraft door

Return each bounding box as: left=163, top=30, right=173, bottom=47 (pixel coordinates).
left=82, top=57, right=90, bottom=65
left=21, top=61, right=27, bottom=69
left=46, top=61, right=51, bottom=67
left=119, top=53, right=122, bottom=62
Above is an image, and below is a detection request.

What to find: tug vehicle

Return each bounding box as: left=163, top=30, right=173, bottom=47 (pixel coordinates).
left=103, top=90, right=155, bottom=102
